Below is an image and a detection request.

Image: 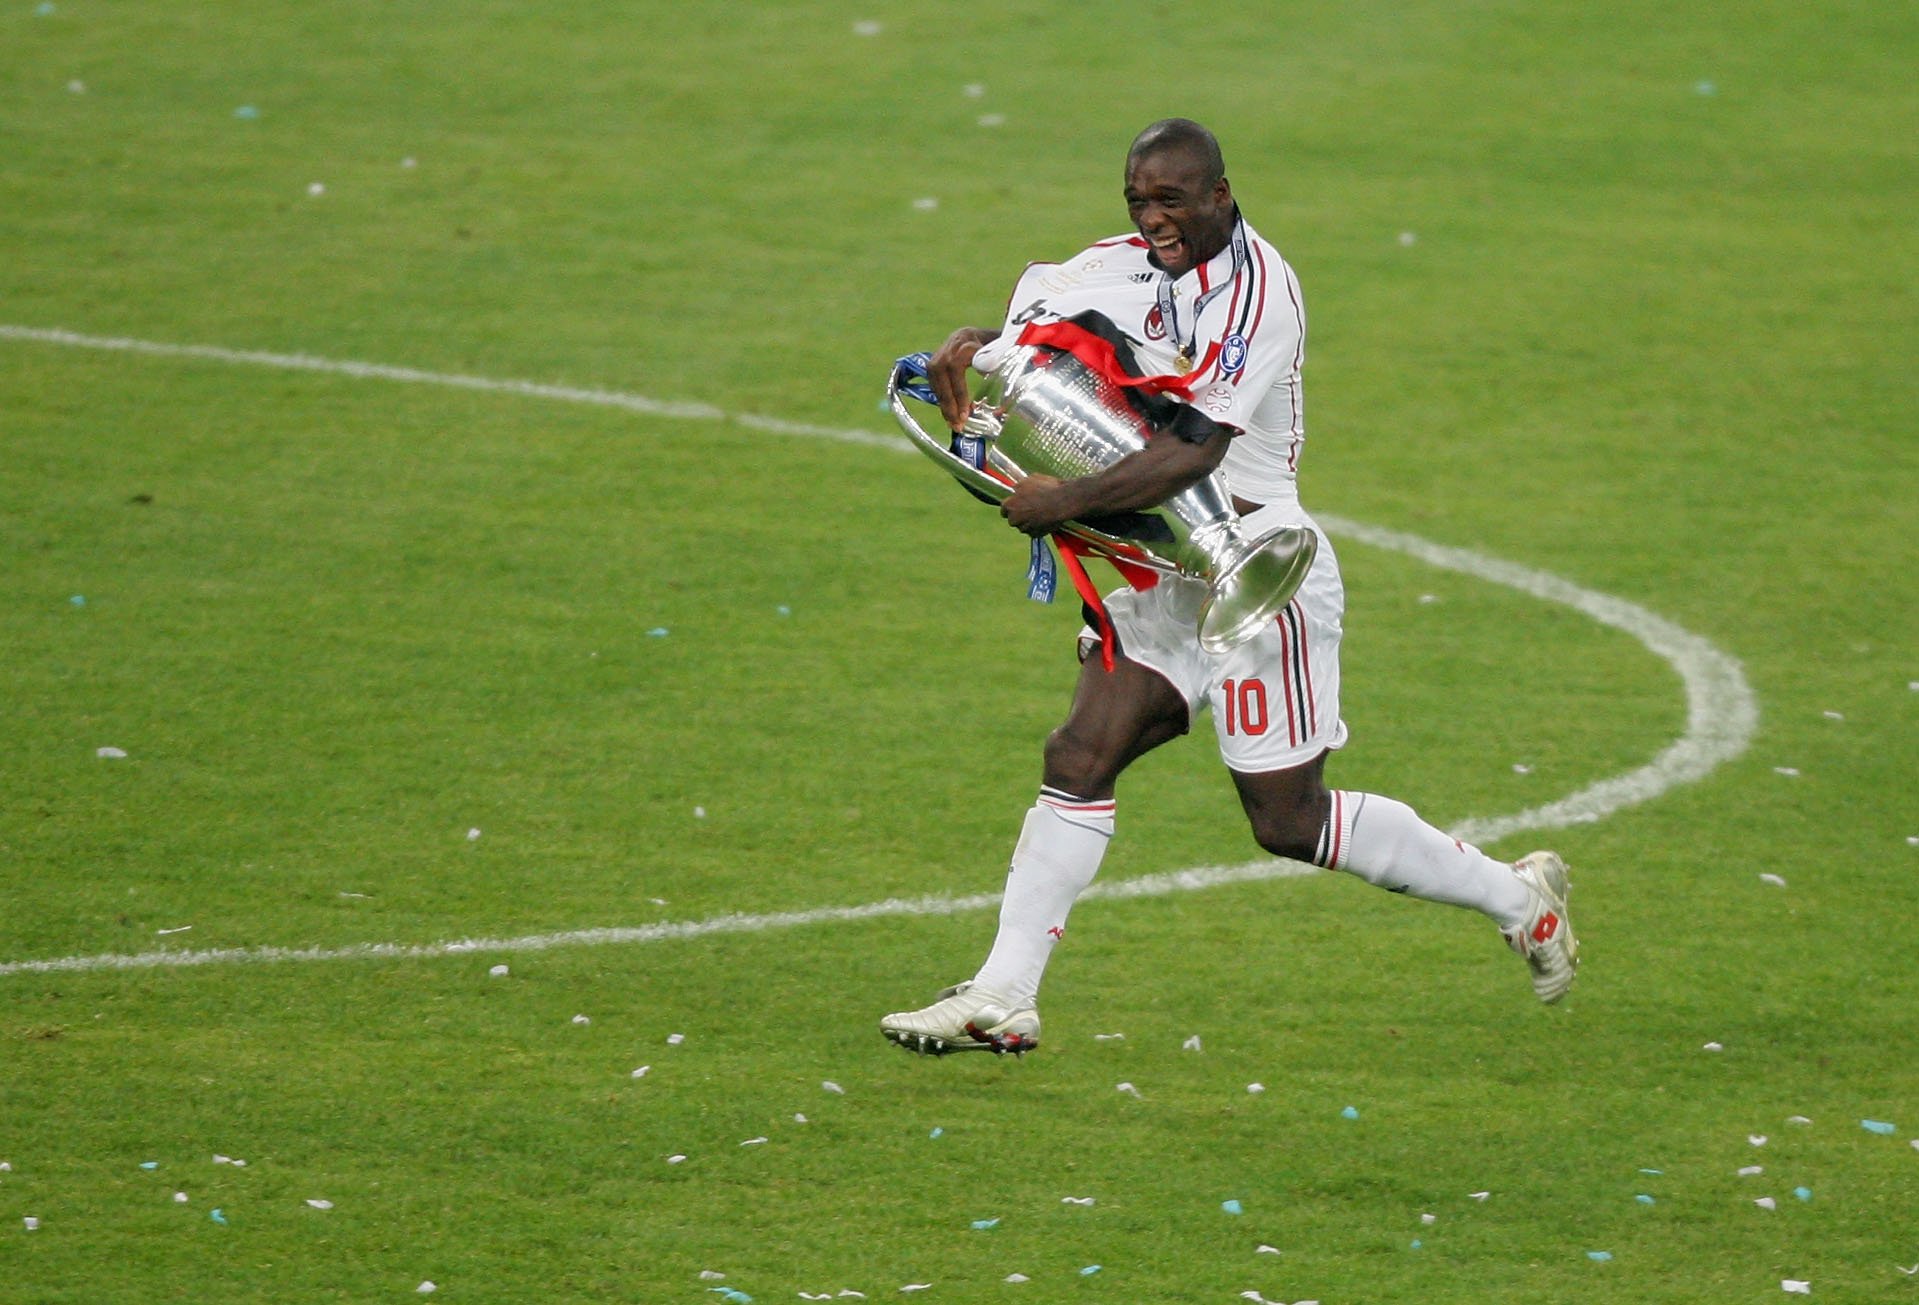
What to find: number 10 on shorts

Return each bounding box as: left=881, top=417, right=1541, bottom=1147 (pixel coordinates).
left=1221, top=678, right=1269, bottom=736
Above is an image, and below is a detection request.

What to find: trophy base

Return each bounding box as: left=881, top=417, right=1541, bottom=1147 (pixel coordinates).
left=1196, top=525, right=1320, bottom=655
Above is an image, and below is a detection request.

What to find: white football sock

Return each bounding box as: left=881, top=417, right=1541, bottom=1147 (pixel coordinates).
left=971, top=787, right=1115, bottom=1008
left=1316, top=790, right=1530, bottom=928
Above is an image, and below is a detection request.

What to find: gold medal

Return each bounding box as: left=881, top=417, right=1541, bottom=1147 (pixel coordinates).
left=1174, top=348, right=1192, bottom=372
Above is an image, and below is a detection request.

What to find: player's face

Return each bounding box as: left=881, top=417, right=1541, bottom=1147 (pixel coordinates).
left=1124, top=149, right=1234, bottom=278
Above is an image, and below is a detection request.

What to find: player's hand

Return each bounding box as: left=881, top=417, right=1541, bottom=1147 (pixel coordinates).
left=929, top=327, right=999, bottom=432
left=1001, top=474, right=1075, bottom=537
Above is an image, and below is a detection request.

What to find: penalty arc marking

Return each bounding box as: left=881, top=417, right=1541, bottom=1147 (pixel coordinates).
left=0, top=325, right=1758, bottom=979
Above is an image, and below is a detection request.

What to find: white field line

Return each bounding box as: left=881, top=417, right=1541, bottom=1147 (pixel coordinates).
left=0, top=324, right=1758, bottom=979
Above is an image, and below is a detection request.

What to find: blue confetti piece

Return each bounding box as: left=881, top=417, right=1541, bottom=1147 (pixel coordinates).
left=646, top=628, right=670, bottom=638
left=139, top=1161, right=158, bottom=1170
left=1410, top=1239, right=1422, bottom=1250
left=1341, top=1106, right=1359, bottom=1120
left=707, top=1291, right=752, bottom=1304
left=70, top=595, right=86, bottom=606
left=1794, top=1187, right=1812, bottom=1202
left=776, top=605, right=791, bottom=616
left=35, top=2, right=56, bottom=14
left=1862, top=1119, right=1897, bottom=1135
left=209, top=1209, right=228, bottom=1225
left=1221, top=1199, right=1243, bottom=1215
left=929, top=1127, right=943, bottom=1139
left=1079, top=1265, right=1101, bottom=1276
left=1635, top=1194, right=1655, bottom=1205
left=970, top=1218, right=999, bottom=1231
left=1587, top=1251, right=1613, bottom=1262
left=233, top=105, right=260, bottom=120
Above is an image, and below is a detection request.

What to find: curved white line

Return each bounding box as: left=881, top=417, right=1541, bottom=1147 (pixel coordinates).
left=0, top=325, right=1758, bottom=978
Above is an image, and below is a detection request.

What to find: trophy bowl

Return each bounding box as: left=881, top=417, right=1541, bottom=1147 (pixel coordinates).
left=889, top=341, right=1317, bottom=653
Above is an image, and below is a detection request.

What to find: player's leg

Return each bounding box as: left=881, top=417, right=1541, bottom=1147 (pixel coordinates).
left=881, top=642, right=1194, bottom=1055
left=1213, top=516, right=1577, bottom=1002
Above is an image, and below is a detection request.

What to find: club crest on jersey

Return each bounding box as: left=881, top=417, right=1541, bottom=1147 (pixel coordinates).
left=1219, top=333, right=1249, bottom=375
left=1143, top=305, right=1167, bottom=340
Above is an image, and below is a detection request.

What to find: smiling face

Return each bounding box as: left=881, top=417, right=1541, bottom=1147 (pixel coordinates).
left=1124, top=144, right=1235, bottom=278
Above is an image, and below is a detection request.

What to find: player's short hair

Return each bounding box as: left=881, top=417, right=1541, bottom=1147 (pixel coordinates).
left=1128, top=119, right=1226, bottom=187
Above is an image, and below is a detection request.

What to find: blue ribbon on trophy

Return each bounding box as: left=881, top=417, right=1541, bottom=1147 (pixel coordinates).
left=893, top=351, right=1057, bottom=604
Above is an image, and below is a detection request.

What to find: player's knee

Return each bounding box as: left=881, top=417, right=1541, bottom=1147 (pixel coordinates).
left=1247, top=788, right=1331, bottom=863
left=1250, top=814, right=1320, bottom=863
left=1042, top=724, right=1121, bottom=797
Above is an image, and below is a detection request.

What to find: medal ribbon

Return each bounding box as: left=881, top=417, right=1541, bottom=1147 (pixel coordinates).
left=1155, top=217, right=1249, bottom=369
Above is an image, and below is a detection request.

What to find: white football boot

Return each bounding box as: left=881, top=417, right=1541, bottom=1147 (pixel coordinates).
left=1504, top=851, right=1580, bottom=1003
left=880, top=981, right=1040, bottom=1056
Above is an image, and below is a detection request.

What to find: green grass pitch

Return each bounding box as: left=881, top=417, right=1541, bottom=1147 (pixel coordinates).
left=2, top=2, right=1914, bottom=1301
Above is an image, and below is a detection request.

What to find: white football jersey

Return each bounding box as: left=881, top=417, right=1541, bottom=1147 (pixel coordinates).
left=972, top=213, right=1308, bottom=507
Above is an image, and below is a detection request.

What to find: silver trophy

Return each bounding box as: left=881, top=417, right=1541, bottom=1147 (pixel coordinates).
left=888, top=341, right=1317, bottom=653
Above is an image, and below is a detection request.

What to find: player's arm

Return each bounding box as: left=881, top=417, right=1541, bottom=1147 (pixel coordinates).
left=928, top=326, right=1001, bottom=431
left=1000, top=422, right=1230, bottom=538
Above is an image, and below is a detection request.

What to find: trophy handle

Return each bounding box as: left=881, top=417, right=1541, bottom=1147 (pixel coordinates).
left=885, top=361, right=1180, bottom=575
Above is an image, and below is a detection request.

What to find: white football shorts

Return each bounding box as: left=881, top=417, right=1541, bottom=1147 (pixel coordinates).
left=1082, top=506, right=1348, bottom=774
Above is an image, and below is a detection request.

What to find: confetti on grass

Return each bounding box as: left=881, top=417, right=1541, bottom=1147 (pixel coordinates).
left=1862, top=1119, right=1897, bottom=1134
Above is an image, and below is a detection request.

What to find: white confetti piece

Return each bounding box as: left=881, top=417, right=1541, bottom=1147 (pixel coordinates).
left=1755, top=1197, right=1776, bottom=1210
left=666, top=1154, right=686, bottom=1164
left=1094, top=1032, right=1126, bottom=1041
left=837, top=1294, right=866, bottom=1300
left=1781, top=1281, right=1810, bottom=1295
left=852, top=19, right=882, bottom=35
left=899, top=1286, right=931, bottom=1294
left=739, top=1137, right=768, bottom=1147
left=1908, top=836, right=1919, bottom=847
left=97, top=747, right=127, bottom=759
left=173, top=1191, right=188, bottom=1203
left=1, top=1162, right=11, bottom=1171
left=1750, top=1134, right=1768, bottom=1145
left=1421, top=1212, right=1437, bottom=1225
left=1182, top=1035, right=1203, bottom=1051
left=1003, top=1275, right=1028, bottom=1284
left=977, top=113, right=1006, bottom=128
left=305, top=1199, right=333, bottom=1210
left=1399, top=231, right=1419, bottom=247
left=1116, top=1081, right=1141, bottom=1098
left=67, top=79, right=84, bottom=94
left=1246, top=1082, right=1266, bottom=1094
left=1758, top=873, right=1786, bottom=887
left=1512, top=763, right=1534, bottom=775
left=1898, top=1263, right=1918, bottom=1275
left=911, top=197, right=938, bottom=211
left=1061, top=1196, right=1095, bottom=1206
left=1773, top=767, right=1800, bottom=777
left=466, top=828, right=482, bottom=841
left=699, top=1271, right=726, bottom=1281
left=489, top=964, right=509, bottom=977
left=1911, top=1139, right=1919, bottom=1151
left=23, top=1216, right=39, bottom=1230
left=400, top=156, right=418, bottom=169
left=1740, top=1165, right=1764, bottom=1176
left=667, top=1033, right=685, bottom=1045
left=631, top=1066, right=650, bottom=1078
left=1787, top=1115, right=1811, bottom=1125
left=1821, top=710, right=1844, bottom=721
left=1470, top=1191, right=1490, bottom=1201
left=692, top=805, right=705, bottom=817
left=648, top=897, right=667, bottom=905
left=416, top=1284, right=436, bottom=1295
left=156, top=925, right=192, bottom=936
left=1704, top=1041, right=1724, bottom=1052
left=801, top=1295, right=832, bottom=1301
left=307, top=182, right=326, bottom=197
left=1255, top=1244, right=1282, bottom=1254
left=963, top=82, right=985, bottom=97
left=571, top=1014, right=591, bottom=1025
left=793, top=1113, right=808, bottom=1124
left=821, top=1081, right=844, bottom=1094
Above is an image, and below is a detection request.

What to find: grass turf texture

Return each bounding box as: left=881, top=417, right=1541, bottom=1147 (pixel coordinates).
left=2, top=1, right=1914, bottom=1301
